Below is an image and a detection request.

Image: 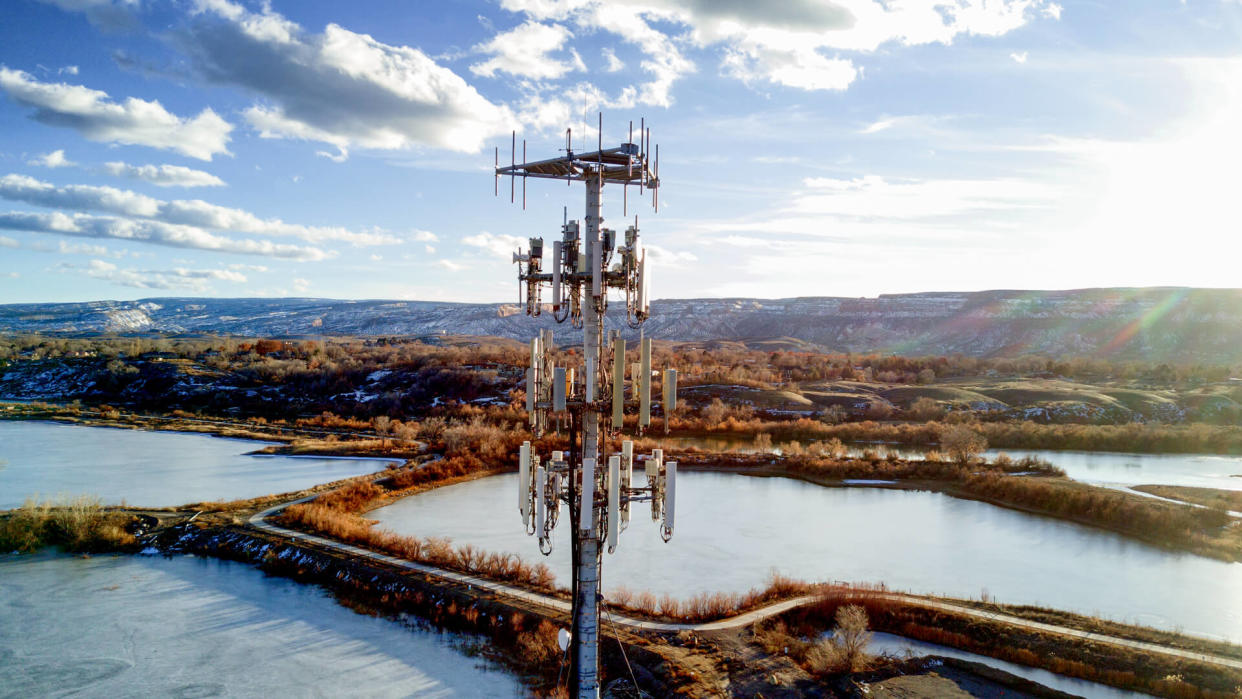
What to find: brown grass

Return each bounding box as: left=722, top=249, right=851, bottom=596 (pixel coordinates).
left=959, top=473, right=1235, bottom=557
left=276, top=452, right=560, bottom=593
left=669, top=416, right=1242, bottom=455
left=1133, top=485, right=1242, bottom=512
left=280, top=502, right=558, bottom=590
left=774, top=591, right=1242, bottom=698
left=0, top=496, right=136, bottom=553
left=607, top=571, right=811, bottom=623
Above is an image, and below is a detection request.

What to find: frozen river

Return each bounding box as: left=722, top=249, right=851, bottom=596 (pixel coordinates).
left=0, top=552, right=523, bottom=697
left=0, top=421, right=398, bottom=508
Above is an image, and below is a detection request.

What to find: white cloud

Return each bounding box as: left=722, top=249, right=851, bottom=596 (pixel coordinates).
left=602, top=47, right=625, bottom=72
left=63, top=258, right=249, bottom=291
left=462, top=231, right=525, bottom=257
left=860, top=118, right=894, bottom=134
left=181, top=0, right=514, bottom=157
left=37, top=0, right=141, bottom=31
left=471, top=21, right=583, bottom=80
left=723, top=46, right=856, bottom=92
left=0, top=67, right=233, bottom=161
left=502, top=0, right=1060, bottom=94
left=59, top=65, right=79, bottom=76
left=717, top=235, right=779, bottom=249
left=0, top=173, right=396, bottom=246
left=28, top=149, right=75, bottom=168
left=1010, top=51, right=1029, bottom=64
left=291, top=277, right=311, bottom=293
left=0, top=235, right=17, bottom=248
left=0, top=174, right=160, bottom=217
left=500, top=0, right=695, bottom=109
left=0, top=210, right=330, bottom=260
left=792, top=174, right=1054, bottom=222
left=102, top=161, right=226, bottom=188
left=410, top=229, right=438, bottom=243
left=436, top=259, right=464, bottom=271
left=58, top=240, right=123, bottom=257
left=644, top=243, right=697, bottom=267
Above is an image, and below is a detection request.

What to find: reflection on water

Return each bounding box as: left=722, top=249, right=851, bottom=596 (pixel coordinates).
left=0, top=421, right=397, bottom=509
left=669, top=435, right=1242, bottom=490
left=862, top=631, right=1145, bottom=698
left=0, top=552, right=521, bottom=698
left=372, top=471, right=1242, bottom=643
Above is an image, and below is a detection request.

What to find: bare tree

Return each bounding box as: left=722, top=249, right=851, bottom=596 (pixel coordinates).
left=909, top=397, right=946, bottom=422
left=807, top=604, right=874, bottom=674
left=831, top=605, right=873, bottom=672
left=941, top=424, right=987, bottom=464
left=372, top=415, right=391, bottom=436
left=702, top=398, right=728, bottom=423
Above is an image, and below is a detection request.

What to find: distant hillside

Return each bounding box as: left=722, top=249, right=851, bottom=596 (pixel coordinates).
left=2, top=287, right=1240, bottom=363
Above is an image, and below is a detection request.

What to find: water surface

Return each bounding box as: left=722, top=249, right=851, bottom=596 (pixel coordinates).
left=0, top=552, right=522, bottom=698
left=670, top=435, right=1242, bottom=490
left=0, top=421, right=397, bottom=509
left=371, top=471, right=1242, bottom=643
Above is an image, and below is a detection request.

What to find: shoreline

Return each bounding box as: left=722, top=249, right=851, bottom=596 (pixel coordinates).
left=6, top=410, right=1238, bottom=561
left=8, top=399, right=1242, bottom=457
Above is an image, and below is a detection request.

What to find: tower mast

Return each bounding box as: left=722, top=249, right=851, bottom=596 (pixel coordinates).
left=498, top=116, right=675, bottom=698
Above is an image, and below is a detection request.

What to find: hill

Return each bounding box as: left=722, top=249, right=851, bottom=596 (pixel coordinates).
left=2, top=287, right=1240, bottom=363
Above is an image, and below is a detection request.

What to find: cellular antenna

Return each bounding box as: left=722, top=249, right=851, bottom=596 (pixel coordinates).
left=495, top=113, right=668, bottom=699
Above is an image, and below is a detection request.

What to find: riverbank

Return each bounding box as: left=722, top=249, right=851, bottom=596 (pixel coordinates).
left=661, top=418, right=1242, bottom=455
left=0, top=401, right=424, bottom=459
left=8, top=407, right=1237, bottom=562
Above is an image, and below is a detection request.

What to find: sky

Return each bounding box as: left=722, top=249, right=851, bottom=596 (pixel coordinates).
left=0, top=0, right=1240, bottom=304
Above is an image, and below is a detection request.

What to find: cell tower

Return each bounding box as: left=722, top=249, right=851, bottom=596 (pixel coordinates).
left=496, top=115, right=677, bottom=699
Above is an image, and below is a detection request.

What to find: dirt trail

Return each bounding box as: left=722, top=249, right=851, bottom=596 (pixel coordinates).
left=246, top=496, right=1242, bottom=671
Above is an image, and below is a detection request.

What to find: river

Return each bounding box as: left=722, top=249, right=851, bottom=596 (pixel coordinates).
left=0, top=421, right=398, bottom=509
left=0, top=551, right=523, bottom=697
left=371, top=470, right=1242, bottom=643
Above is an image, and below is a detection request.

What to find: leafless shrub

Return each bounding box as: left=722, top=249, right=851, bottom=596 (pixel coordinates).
left=941, top=424, right=987, bottom=464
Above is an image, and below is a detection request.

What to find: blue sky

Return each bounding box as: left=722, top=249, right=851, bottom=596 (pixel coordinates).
left=1, top=0, right=1240, bottom=304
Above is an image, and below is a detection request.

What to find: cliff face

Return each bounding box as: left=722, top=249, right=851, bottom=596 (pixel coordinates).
left=2, top=287, right=1240, bottom=362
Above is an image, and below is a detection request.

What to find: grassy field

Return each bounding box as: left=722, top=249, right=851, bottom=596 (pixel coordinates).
left=1134, top=485, right=1242, bottom=512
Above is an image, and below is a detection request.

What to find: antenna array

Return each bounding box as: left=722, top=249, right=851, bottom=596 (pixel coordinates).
left=496, top=114, right=675, bottom=699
